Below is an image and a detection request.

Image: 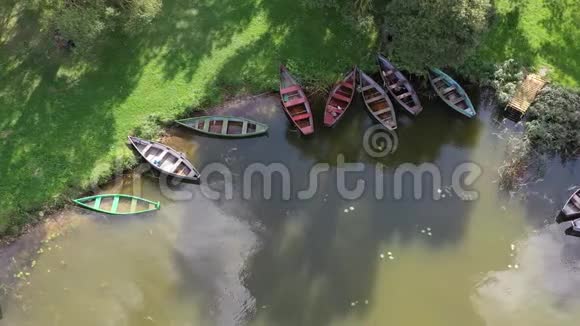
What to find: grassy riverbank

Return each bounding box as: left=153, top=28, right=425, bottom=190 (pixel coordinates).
left=1, top=0, right=578, bottom=235
left=0, top=0, right=377, bottom=234
left=470, top=0, right=579, bottom=87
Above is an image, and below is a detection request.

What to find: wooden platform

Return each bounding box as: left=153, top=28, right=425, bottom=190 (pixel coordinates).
left=505, top=74, right=547, bottom=118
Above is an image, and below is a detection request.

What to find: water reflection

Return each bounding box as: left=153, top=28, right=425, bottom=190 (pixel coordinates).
left=2, top=91, right=580, bottom=325
left=473, top=226, right=580, bottom=325
left=172, top=187, right=258, bottom=325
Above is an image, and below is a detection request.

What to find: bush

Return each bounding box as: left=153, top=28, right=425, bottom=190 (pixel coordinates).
left=117, top=0, right=163, bottom=33
left=526, top=86, right=580, bottom=157
left=133, top=114, right=164, bottom=139
left=484, top=59, right=525, bottom=105
left=42, top=0, right=162, bottom=54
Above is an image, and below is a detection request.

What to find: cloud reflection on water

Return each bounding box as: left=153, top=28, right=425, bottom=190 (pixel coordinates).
left=473, top=225, right=580, bottom=325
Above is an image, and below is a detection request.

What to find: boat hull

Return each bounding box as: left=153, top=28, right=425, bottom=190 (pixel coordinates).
left=377, top=55, right=422, bottom=116
left=74, top=194, right=160, bottom=215
left=128, top=136, right=200, bottom=183
left=565, top=225, right=580, bottom=238
left=324, top=68, right=357, bottom=127
left=279, top=65, right=315, bottom=135
left=556, top=189, right=580, bottom=223
left=176, top=116, right=268, bottom=138
left=358, top=69, right=397, bottom=130
left=429, top=68, right=476, bottom=118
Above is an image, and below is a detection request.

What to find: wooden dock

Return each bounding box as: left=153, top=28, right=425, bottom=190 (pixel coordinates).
left=505, top=73, right=547, bottom=118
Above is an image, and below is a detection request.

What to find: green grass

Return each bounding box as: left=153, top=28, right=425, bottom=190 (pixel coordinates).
left=0, top=0, right=377, bottom=234
left=473, top=0, right=580, bottom=87
left=1, top=0, right=578, bottom=234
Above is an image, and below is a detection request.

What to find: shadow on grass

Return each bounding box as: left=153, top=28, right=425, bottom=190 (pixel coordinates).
left=0, top=0, right=379, bottom=234
left=0, top=3, right=151, bottom=232
left=477, top=2, right=537, bottom=67
left=142, top=0, right=259, bottom=82
left=473, top=0, right=579, bottom=86
left=0, top=0, right=494, bottom=323
left=540, top=0, right=580, bottom=85
left=154, top=0, right=376, bottom=93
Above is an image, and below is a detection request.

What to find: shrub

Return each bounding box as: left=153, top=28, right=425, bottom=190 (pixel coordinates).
left=485, top=59, right=525, bottom=105
left=526, top=86, right=580, bottom=157
left=133, top=114, right=164, bottom=140
left=41, top=0, right=162, bottom=54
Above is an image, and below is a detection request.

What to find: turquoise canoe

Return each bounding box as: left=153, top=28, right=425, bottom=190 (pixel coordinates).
left=176, top=116, right=268, bottom=138
left=74, top=194, right=160, bottom=215
left=428, top=68, right=476, bottom=118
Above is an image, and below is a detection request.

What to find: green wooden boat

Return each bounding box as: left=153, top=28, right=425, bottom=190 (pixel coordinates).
left=73, top=194, right=160, bottom=215
left=176, top=116, right=268, bottom=138
left=428, top=68, right=476, bottom=118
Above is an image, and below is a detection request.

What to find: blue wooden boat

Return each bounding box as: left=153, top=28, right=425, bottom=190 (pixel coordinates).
left=428, top=68, right=476, bottom=118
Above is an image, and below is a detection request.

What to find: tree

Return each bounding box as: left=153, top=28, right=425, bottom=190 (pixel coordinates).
left=43, top=0, right=162, bottom=53
left=382, top=0, right=492, bottom=73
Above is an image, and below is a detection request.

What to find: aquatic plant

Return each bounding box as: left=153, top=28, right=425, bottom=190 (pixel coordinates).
left=498, top=86, right=580, bottom=189
left=498, top=135, right=535, bottom=190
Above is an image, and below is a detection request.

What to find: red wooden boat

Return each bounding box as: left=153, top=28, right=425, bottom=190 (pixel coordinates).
left=323, top=68, right=357, bottom=127
left=358, top=70, right=397, bottom=130
left=279, top=65, right=314, bottom=135
left=377, top=54, right=423, bottom=116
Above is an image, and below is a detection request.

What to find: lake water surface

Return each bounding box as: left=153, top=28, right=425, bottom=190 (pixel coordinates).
left=2, top=91, right=580, bottom=326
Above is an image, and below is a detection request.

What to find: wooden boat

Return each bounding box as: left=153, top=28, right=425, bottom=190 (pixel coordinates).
left=74, top=194, right=160, bottom=215
left=358, top=69, right=397, bottom=130
left=429, top=68, right=476, bottom=118
left=565, top=219, right=580, bottom=238
left=128, top=136, right=200, bottom=182
left=323, top=68, right=357, bottom=127
left=176, top=116, right=268, bottom=138
left=556, top=189, right=580, bottom=223
left=377, top=54, right=422, bottom=116
left=279, top=65, right=314, bottom=135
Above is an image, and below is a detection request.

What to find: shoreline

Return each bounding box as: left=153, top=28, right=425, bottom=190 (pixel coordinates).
left=0, top=209, right=85, bottom=301
left=0, top=91, right=276, bottom=245
left=0, top=91, right=277, bottom=304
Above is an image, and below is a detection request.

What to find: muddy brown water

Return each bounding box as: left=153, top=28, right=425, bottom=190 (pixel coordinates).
left=1, top=91, right=580, bottom=326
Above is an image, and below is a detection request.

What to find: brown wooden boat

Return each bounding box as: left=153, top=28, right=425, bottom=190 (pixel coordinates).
left=556, top=189, right=580, bottom=223
left=128, top=136, right=200, bottom=182
left=358, top=69, right=397, bottom=130
left=323, top=68, right=357, bottom=127
left=377, top=54, right=422, bottom=116
left=279, top=65, right=314, bottom=135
